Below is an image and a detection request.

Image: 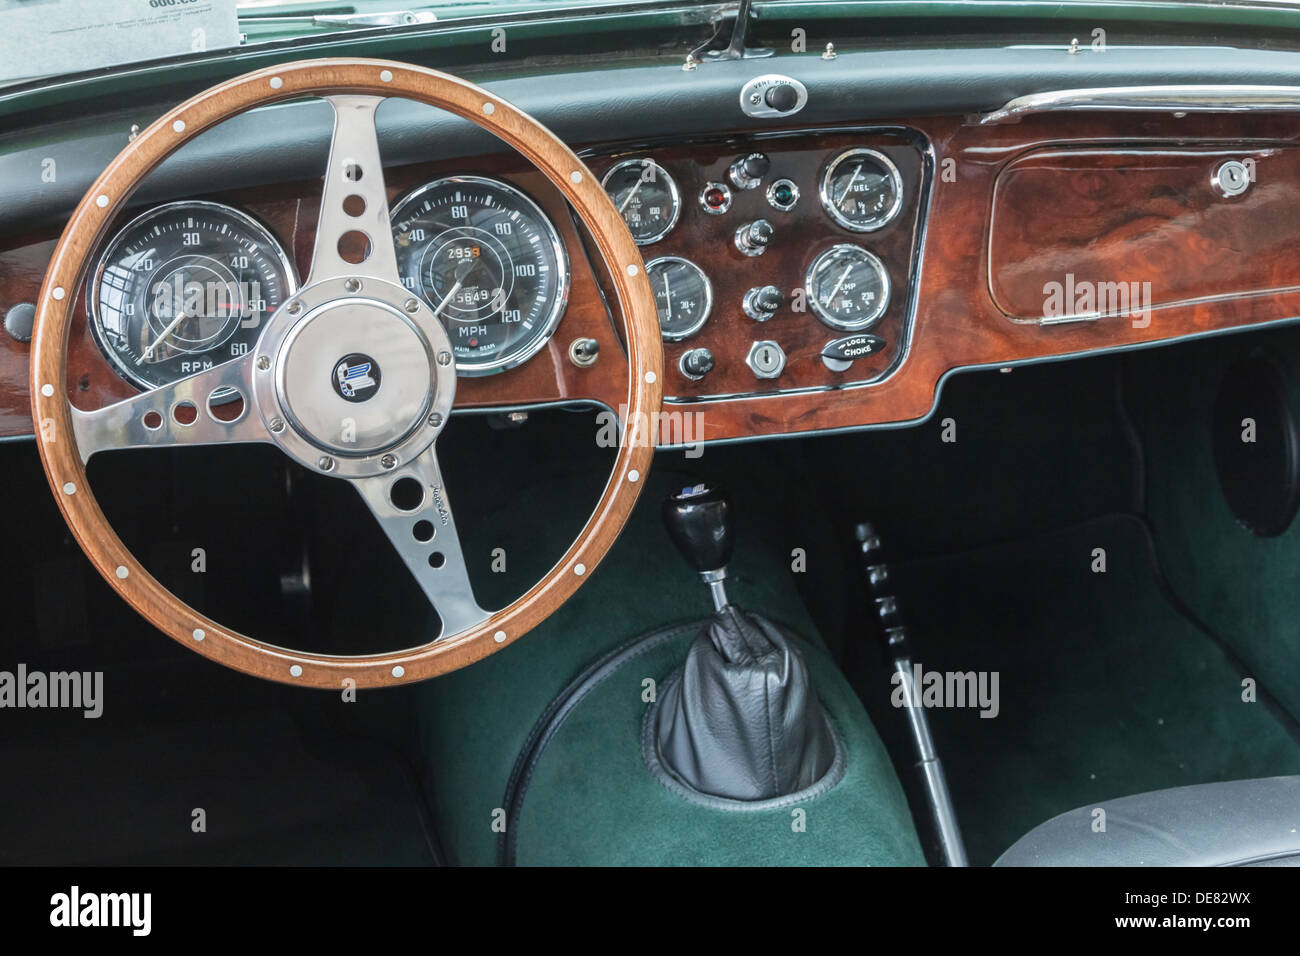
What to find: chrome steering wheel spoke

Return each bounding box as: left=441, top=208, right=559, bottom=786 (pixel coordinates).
left=306, top=95, right=401, bottom=287
left=350, top=444, right=489, bottom=639
left=70, top=354, right=269, bottom=463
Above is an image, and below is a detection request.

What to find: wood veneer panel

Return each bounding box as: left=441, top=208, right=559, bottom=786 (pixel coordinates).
left=11, top=109, right=1300, bottom=444
left=588, top=131, right=926, bottom=400
left=990, top=145, right=1300, bottom=322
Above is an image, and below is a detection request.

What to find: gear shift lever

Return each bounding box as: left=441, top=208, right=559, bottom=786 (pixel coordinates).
left=654, top=481, right=837, bottom=801
left=662, top=483, right=734, bottom=611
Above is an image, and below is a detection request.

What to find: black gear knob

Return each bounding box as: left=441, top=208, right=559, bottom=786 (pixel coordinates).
left=662, top=483, right=734, bottom=574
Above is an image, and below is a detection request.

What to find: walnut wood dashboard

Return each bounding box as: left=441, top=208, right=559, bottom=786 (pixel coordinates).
left=5, top=110, right=1300, bottom=444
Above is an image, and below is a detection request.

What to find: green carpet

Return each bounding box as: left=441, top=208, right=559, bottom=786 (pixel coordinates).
left=508, top=624, right=924, bottom=866
left=1126, top=330, right=1300, bottom=724
left=889, top=514, right=1300, bottom=866
left=417, top=459, right=918, bottom=865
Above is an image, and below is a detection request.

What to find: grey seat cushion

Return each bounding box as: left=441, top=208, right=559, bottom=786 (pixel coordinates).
left=995, top=776, right=1300, bottom=867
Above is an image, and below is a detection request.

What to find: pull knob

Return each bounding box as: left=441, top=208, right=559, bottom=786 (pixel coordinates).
left=743, top=285, right=783, bottom=322
left=728, top=152, right=770, bottom=190
left=734, top=219, right=773, bottom=257
left=679, top=347, right=715, bottom=381
left=764, top=83, right=801, bottom=113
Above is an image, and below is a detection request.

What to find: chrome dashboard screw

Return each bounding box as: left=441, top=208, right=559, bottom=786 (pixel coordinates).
left=256, top=355, right=270, bottom=371
left=436, top=350, right=452, bottom=367
left=318, top=455, right=335, bottom=472
left=287, top=300, right=302, bottom=314
left=380, top=454, right=398, bottom=469
left=344, top=278, right=362, bottom=293
left=404, top=298, right=421, bottom=313
left=269, top=417, right=285, bottom=433
left=428, top=413, right=443, bottom=427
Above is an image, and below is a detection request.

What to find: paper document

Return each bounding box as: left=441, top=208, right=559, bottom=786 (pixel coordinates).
left=0, top=0, right=240, bottom=85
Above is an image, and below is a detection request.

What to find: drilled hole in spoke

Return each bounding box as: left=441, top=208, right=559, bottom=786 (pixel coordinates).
left=142, top=410, right=163, bottom=431
left=428, top=552, right=446, bottom=569
left=343, top=163, right=363, bottom=182
left=389, top=476, right=424, bottom=512
left=207, top=387, right=245, bottom=423
left=343, top=194, right=366, bottom=217
left=412, top=519, right=435, bottom=542
left=338, top=231, right=371, bottom=264
left=172, top=402, right=198, bottom=426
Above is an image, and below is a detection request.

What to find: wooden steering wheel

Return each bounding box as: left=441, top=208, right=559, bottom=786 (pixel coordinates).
left=29, top=59, right=662, bottom=688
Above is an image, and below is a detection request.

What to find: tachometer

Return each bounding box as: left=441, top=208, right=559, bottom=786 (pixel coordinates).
left=88, top=201, right=296, bottom=390
left=390, top=176, right=569, bottom=376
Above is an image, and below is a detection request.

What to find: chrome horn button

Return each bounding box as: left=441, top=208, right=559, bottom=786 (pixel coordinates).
left=277, top=297, right=431, bottom=455
left=250, top=275, right=456, bottom=478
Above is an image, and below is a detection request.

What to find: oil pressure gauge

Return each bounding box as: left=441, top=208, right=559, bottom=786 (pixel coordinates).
left=645, top=256, right=712, bottom=341
left=601, top=158, right=682, bottom=245
left=806, top=244, right=891, bottom=331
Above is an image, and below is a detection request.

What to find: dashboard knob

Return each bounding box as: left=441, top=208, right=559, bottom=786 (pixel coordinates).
left=728, top=152, right=770, bottom=190
left=4, top=302, right=35, bottom=343
left=764, top=83, right=801, bottom=113
left=821, top=333, right=887, bottom=371
left=743, top=285, right=783, bottom=321
left=734, top=219, right=774, bottom=257
left=680, top=347, right=715, bottom=381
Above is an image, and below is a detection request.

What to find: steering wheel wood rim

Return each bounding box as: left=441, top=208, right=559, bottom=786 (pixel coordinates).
left=29, top=58, right=662, bottom=688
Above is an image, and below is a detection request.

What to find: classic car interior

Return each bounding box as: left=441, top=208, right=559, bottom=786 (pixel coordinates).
left=2, top=0, right=1299, bottom=870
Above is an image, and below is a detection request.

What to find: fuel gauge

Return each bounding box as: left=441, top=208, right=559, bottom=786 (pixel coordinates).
left=820, top=148, right=904, bottom=232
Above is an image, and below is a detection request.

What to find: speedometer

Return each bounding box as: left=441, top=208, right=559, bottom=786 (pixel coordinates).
left=390, top=176, right=569, bottom=375
left=88, top=200, right=296, bottom=390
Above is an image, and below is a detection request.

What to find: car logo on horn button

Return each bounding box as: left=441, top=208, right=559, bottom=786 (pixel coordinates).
left=331, top=353, right=381, bottom=402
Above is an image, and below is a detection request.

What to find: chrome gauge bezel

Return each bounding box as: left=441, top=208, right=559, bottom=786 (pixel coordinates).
left=600, top=158, right=682, bottom=246
left=805, top=243, right=892, bottom=331
left=819, top=148, right=904, bottom=233
left=645, top=255, right=713, bottom=342
left=87, top=199, right=299, bottom=391
left=389, top=175, right=570, bottom=377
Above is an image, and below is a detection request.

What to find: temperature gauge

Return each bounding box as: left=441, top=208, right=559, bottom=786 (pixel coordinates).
left=601, top=158, right=682, bottom=245
left=645, top=256, right=712, bottom=341
left=805, top=244, right=891, bottom=331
